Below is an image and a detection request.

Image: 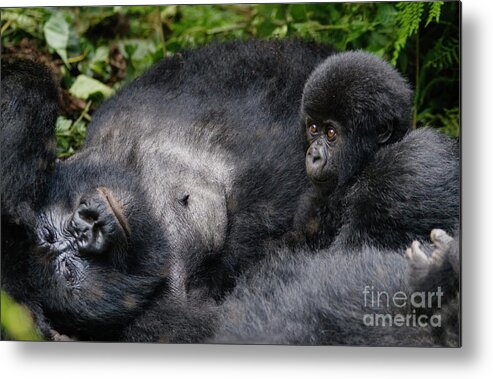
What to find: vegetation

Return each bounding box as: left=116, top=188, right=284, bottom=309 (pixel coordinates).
left=1, top=292, right=42, bottom=341
left=0, top=2, right=460, bottom=340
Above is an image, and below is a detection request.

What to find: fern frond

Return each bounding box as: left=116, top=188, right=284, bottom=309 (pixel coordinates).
left=391, top=2, right=425, bottom=64
left=424, top=37, right=459, bottom=70
left=426, top=1, right=444, bottom=27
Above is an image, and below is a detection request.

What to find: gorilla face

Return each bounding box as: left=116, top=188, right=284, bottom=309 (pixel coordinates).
left=37, top=186, right=133, bottom=279
left=27, top=157, right=174, bottom=339
left=303, top=112, right=384, bottom=193
left=302, top=51, right=413, bottom=192
left=304, top=117, right=341, bottom=188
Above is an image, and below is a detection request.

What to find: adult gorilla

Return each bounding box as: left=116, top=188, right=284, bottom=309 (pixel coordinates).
left=1, top=40, right=335, bottom=341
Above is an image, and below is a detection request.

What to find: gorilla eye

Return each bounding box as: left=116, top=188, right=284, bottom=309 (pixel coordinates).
left=327, top=127, right=337, bottom=141
left=308, top=124, right=319, bottom=135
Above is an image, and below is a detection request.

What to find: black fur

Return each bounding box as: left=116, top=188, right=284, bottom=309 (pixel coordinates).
left=209, top=51, right=460, bottom=346
left=1, top=58, right=58, bottom=222
left=213, top=230, right=460, bottom=346
left=1, top=58, right=61, bottom=338
left=298, top=51, right=460, bottom=250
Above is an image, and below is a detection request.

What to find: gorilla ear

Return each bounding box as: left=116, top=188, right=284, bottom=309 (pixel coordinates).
left=377, top=121, right=394, bottom=144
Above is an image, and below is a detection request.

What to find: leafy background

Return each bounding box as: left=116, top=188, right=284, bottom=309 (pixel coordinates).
left=0, top=1, right=460, bottom=340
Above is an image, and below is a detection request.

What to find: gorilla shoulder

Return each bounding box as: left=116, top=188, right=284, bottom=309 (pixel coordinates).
left=335, top=127, right=459, bottom=249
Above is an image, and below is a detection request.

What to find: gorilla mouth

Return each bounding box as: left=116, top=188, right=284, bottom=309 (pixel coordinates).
left=54, top=252, right=86, bottom=285
left=309, top=173, right=338, bottom=192
left=308, top=173, right=332, bottom=185
left=97, top=187, right=131, bottom=240
left=310, top=176, right=329, bottom=184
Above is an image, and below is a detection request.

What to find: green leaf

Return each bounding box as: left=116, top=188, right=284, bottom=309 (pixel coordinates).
left=55, top=116, right=73, bottom=134
left=288, top=4, right=308, bottom=22
left=1, top=291, right=43, bottom=341
left=55, top=116, right=87, bottom=158
left=43, top=12, right=70, bottom=65
left=2, top=10, right=39, bottom=35
left=88, top=46, right=110, bottom=77
left=69, top=74, right=113, bottom=100
left=161, top=5, right=178, bottom=19
left=272, top=24, right=288, bottom=38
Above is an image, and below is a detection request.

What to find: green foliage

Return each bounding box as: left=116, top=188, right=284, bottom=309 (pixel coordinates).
left=1, top=291, right=42, bottom=341
left=392, top=2, right=426, bottom=65
left=426, top=1, right=444, bottom=26
left=69, top=74, right=113, bottom=99
left=43, top=12, right=71, bottom=64
left=1, top=3, right=460, bottom=157
left=56, top=113, right=90, bottom=158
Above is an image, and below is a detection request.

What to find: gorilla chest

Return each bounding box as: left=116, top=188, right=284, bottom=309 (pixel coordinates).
left=137, top=136, right=234, bottom=255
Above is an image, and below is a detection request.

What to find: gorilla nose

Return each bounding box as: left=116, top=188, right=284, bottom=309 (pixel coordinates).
left=306, top=145, right=331, bottom=183
left=72, top=200, right=109, bottom=255
left=307, top=146, right=326, bottom=169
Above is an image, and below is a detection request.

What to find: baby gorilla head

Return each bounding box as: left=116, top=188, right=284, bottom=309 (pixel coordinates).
left=301, top=51, right=413, bottom=191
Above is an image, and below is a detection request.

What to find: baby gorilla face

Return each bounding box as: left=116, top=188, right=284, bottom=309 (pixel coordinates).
left=304, top=116, right=341, bottom=191
left=301, top=51, right=413, bottom=192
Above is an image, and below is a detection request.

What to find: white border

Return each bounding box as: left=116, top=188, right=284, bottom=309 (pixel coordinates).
left=2, top=0, right=493, bottom=378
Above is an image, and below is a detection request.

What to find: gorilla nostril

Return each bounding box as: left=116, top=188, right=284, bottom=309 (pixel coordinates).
left=71, top=190, right=129, bottom=256
left=78, top=207, right=100, bottom=225
left=309, top=149, right=324, bottom=166
left=72, top=204, right=107, bottom=254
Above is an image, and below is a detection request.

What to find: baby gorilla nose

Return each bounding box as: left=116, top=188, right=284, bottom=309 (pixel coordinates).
left=307, top=145, right=324, bottom=165
left=72, top=189, right=128, bottom=255
left=306, top=144, right=328, bottom=182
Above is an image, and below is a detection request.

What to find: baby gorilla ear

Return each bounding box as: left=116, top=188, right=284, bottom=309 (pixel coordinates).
left=376, top=119, right=396, bottom=144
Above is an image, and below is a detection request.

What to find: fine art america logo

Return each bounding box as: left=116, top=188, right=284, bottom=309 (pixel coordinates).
left=362, top=286, right=444, bottom=328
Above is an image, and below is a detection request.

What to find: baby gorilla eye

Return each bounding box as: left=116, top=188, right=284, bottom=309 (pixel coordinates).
left=326, top=127, right=337, bottom=141
left=308, top=124, right=319, bottom=135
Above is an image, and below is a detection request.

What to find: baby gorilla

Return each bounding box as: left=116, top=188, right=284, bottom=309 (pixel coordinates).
left=297, top=51, right=460, bottom=250
left=210, top=52, right=456, bottom=346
